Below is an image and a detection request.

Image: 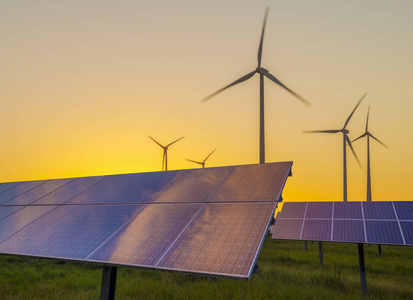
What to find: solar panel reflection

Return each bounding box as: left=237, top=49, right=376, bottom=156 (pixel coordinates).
left=89, top=204, right=202, bottom=266
left=211, top=162, right=292, bottom=202
left=158, top=202, right=275, bottom=278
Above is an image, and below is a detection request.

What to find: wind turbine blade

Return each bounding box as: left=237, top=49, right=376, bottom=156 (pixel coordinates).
left=202, top=71, right=256, bottom=103
left=186, top=159, right=203, bottom=165
left=345, top=135, right=362, bottom=168
left=149, top=136, right=164, bottom=148
left=343, top=93, right=367, bottom=128
left=369, top=133, right=389, bottom=148
left=366, top=106, right=370, bottom=131
left=257, top=6, right=270, bottom=68
left=303, top=130, right=341, bottom=134
left=263, top=72, right=311, bottom=107
left=351, top=133, right=366, bottom=143
left=167, top=136, right=185, bottom=147
left=203, top=148, right=217, bottom=163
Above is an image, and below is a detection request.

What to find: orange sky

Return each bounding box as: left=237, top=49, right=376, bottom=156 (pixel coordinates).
left=1, top=1, right=412, bottom=202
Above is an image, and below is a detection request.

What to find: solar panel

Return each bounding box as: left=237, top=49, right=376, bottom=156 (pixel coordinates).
left=393, top=201, right=413, bottom=220
left=211, top=162, right=291, bottom=202
left=0, top=180, right=48, bottom=205
left=0, top=162, right=292, bottom=280
left=153, top=168, right=230, bottom=203
left=272, top=219, right=303, bottom=240
left=278, top=202, right=307, bottom=218
left=363, top=202, right=396, bottom=220
left=157, top=202, right=276, bottom=278
left=272, top=201, right=413, bottom=246
left=0, top=182, right=21, bottom=194
left=306, top=202, right=333, bottom=219
left=301, top=219, right=332, bottom=241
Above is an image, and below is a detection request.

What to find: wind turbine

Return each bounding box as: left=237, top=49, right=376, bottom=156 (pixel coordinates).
left=202, top=7, right=310, bottom=164
left=186, top=149, right=217, bottom=168
left=352, top=106, right=388, bottom=201
left=149, top=136, right=184, bottom=171
left=304, top=94, right=367, bottom=201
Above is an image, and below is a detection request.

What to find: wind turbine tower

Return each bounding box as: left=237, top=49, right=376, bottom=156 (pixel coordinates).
left=149, top=136, right=184, bottom=171
left=304, top=94, right=367, bottom=201
left=352, top=106, right=388, bottom=201
left=203, top=7, right=310, bottom=164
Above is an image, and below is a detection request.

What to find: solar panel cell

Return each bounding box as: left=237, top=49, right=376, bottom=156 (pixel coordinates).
left=400, top=222, right=413, bottom=245
left=3, top=178, right=74, bottom=205
left=272, top=219, right=303, bottom=240
left=0, top=205, right=96, bottom=255
left=393, top=202, right=413, bottom=220
left=34, top=205, right=144, bottom=260
left=154, top=168, right=230, bottom=203
left=306, top=202, right=333, bottom=218
left=363, top=202, right=396, bottom=220
left=0, top=206, right=22, bottom=221
left=0, top=182, right=21, bottom=194
left=333, top=202, right=362, bottom=219
left=278, top=202, right=307, bottom=218
left=301, top=219, right=332, bottom=241
left=0, top=206, right=56, bottom=242
left=89, top=203, right=202, bottom=266
left=158, top=202, right=275, bottom=278
left=211, top=162, right=292, bottom=202
left=333, top=220, right=365, bottom=243
left=0, top=181, right=48, bottom=205
left=365, top=221, right=404, bottom=244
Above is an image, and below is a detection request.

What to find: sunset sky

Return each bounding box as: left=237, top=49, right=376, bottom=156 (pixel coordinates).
left=1, top=1, right=412, bottom=202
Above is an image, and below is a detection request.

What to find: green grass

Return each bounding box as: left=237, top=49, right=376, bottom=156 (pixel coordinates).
left=1, top=238, right=412, bottom=299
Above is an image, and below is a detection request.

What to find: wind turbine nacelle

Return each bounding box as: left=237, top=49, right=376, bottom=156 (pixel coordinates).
left=256, top=67, right=268, bottom=74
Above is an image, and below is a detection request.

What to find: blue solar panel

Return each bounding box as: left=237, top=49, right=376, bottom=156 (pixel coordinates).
left=3, top=178, right=74, bottom=205
left=0, top=180, right=48, bottom=205
left=0, top=182, right=21, bottom=194
left=0, top=206, right=22, bottom=221
left=89, top=204, right=202, bottom=266
left=400, top=222, right=413, bottom=245
left=154, top=168, right=230, bottom=203
left=393, top=202, right=413, bottom=220
left=65, top=174, right=139, bottom=204
left=32, top=176, right=105, bottom=205
left=333, top=202, right=362, bottom=219
left=272, top=219, right=303, bottom=240
left=363, top=202, right=396, bottom=220
left=106, top=171, right=180, bottom=203
left=158, top=202, right=275, bottom=278
left=0, top=206, right=56, bottom=242
left=306, top=202, right=333, bottom=219
left=0, top=205, right=96, bottom=255
left=365, top=221, right=404, bottom=245
left=301, top=219, right=332, bottom=241
left=278, top=202, right=307, bottom=218
left=211, top=162, right=292, bottom=202
left=333, top=220, right=365, bottom=243
left=34, top=205, right=145, bottom=260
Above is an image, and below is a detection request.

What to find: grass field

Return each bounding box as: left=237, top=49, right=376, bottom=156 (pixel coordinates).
left=0, top=237, right=412, bottom=299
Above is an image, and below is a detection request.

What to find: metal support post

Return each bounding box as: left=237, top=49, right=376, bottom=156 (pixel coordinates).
left=358, top=243, right=367, bottom=296
left=318, top=241, right=323, bottom=265
left=378, top=244, right=382, bottom=256
left=100, top=266, right=117, bottom=300
left=304, top=241, right=308, bottom=251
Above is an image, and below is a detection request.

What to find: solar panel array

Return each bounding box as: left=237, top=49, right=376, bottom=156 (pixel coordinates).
left=272, top=201, right=413, bottom=246
left=0, top=161, right=292, bottom=280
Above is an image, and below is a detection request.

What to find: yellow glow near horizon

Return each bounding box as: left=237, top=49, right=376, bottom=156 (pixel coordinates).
left=1, top=1, right=412, bottom=203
